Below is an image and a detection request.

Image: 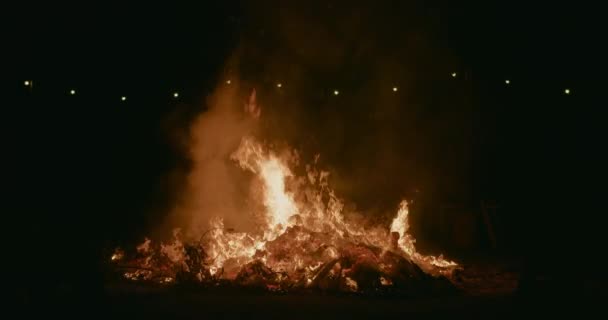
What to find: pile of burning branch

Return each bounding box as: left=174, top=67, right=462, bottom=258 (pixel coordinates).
left=110, top=229, right=455, bottom=295
left=109, top=136, right=458, bottom=295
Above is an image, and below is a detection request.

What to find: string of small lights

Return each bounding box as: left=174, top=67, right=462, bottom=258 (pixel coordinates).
left=20, top=73, right=574, bottom=99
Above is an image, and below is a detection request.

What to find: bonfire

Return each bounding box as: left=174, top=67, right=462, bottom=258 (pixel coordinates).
left=109, top=90, right=458, bottom=295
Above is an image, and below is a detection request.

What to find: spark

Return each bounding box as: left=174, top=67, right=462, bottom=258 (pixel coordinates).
left=121, top=96, right=127, bottom=101
left=505, top=80, right=510, bottom=85
left=564, top=88, right=571, bottom=95
left=277, top=83, right=282, bottom=88
left=451, top=72, right=457, bottom=78
left=70, top=89, right=76, bottom=95
left=173, top=92, right=179, bottom=98
left=333, top=90, right=339, bottom=96
left=226, top=80, right=231, bottom=84
left=392, top=86, right=398, bottom=92
left=24, top=80, right=30, bottom=86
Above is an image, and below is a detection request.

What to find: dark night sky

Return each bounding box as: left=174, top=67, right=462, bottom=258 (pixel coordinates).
left=6, top=1, right=606, bottom=290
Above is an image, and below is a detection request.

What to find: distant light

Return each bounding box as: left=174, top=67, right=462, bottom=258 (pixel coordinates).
left=333, top=90, right=339, bottom=96
left=277, top=83, right=282, bottom=88
left=392, top=86, right=398, bottom=92
left=451, top=72, right=457, bottom=78
left=70, top=89, right=76, bottom=95
left=173, top=92, right=179, bottom=98
left=24, top=80, right=30, bottom=86
left=226, top=80, right=231, bottom=84
left=121, top=96, right=127, bottom=101
left=505, top=80, right=510, bottom=85
left=564, top=88, right=571, bottom=95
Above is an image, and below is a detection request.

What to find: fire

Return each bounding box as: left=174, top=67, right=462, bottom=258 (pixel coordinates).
left=258, top=157, right=297, bottom=229
left=231, top=137, right=298, bottom=238
left=110, top=91, right=458, bottom=292
left=203, top=217, right=264, bottom=277
left=390, top=201, right=457, bottom=274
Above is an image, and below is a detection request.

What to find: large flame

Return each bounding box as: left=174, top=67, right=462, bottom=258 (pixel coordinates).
left=231, top=137, right=298, bottom=238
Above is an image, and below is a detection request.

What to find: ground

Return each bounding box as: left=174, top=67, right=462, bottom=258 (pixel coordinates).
left=20, top=257, right=603, bottom=318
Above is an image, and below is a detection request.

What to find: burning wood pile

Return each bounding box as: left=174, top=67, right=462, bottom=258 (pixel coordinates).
left=109, top=134, right=458, bottom=295
left=110, top=227, right=454, bottom=295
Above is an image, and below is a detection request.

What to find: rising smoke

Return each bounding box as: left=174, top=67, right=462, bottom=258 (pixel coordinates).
left=165, top=75, right=263, bottom=239
left=163, top=1, right=472, bottom=244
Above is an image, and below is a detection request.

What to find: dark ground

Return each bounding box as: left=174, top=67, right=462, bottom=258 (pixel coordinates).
left=16, top=256, right=604, bottom=319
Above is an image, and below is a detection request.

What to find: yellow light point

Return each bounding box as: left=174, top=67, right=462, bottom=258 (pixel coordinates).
left=333, top=90, right=339, bottom=96
left=392, top=87, right=398, bottom=92
left=451, top=72, right=457, bottom=78
left=505, top=80, right=510, bottom=85
left=121, top=96, right=127, bottom=101
left=70, top=89, right=76, bottom=95
left=277, top=83, right=282, bottom=88
left=173, top=92, right=179, bottom=98
left=226, top=80, right=231, bottom=84
left=564, top=88, right=571, bottom=95
left=24, top=80, right=30, bottom=86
